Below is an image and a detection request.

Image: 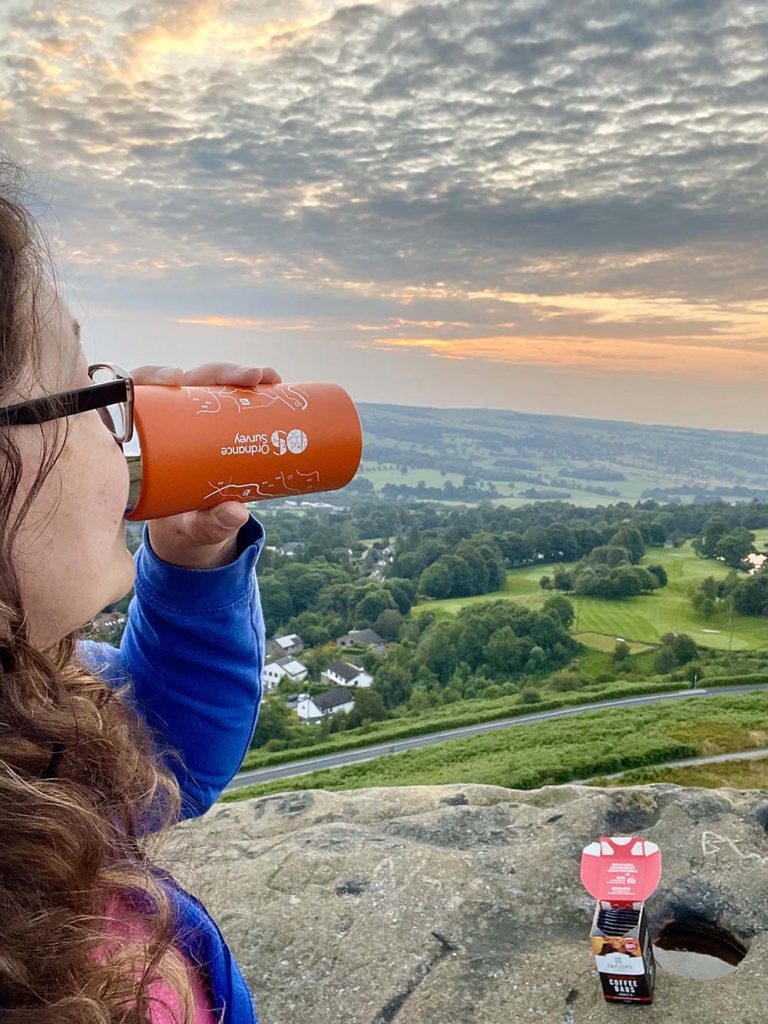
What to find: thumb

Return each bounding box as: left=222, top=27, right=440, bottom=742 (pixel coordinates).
left=190, top=502, right=250, bottom=544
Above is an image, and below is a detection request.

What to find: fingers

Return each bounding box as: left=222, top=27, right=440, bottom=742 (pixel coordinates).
left=130, top=365, right=184, bottom=385
left=181, top=363, right=282, bottom=387
left=130, top=363, right=282, bottom=387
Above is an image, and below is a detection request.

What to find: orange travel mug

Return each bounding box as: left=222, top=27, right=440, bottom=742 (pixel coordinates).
left=124, top=381, right=362, bottom=520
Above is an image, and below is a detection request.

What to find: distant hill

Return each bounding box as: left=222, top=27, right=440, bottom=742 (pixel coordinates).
left=352, top=402, right=768, bottom=507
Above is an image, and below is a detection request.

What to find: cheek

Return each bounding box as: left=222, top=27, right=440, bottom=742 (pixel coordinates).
left=90, top=430, right=131, bottom=529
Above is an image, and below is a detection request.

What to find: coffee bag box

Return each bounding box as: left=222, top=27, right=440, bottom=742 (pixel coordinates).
left=580, top=837, right=662, bottom=1005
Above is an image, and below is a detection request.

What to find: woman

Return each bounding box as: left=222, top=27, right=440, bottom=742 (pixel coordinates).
left=0, top=161, right=276, bottom=1022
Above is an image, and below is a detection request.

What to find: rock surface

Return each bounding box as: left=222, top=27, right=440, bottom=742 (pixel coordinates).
left=161, top=784, right=768, bottom=1023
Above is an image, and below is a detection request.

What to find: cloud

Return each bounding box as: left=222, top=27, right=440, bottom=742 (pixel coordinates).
left=0, top=0, right=766, bottom=420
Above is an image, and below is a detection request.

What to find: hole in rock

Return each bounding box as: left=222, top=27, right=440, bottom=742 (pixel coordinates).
left=653, top=918, right=748, bottom=980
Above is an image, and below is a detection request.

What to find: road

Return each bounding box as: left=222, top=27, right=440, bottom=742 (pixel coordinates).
left=225, top=682, right=768, bottom=792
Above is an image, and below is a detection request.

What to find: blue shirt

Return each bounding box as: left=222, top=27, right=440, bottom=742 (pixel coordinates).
left=79, top=514, right=266, bottom=1024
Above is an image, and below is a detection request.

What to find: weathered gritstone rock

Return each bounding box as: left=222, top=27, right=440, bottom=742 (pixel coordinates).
left=159, top=785, right=768, bottom=1023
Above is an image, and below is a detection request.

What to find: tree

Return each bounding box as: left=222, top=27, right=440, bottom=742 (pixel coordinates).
left=542, top=595, right=575, bottom=630
left=486, top=626, right=526, bottom=679
left=714, top=528, right=755, bottom=569
left=520, top=687, right=542, bottom=704
left=647, top=564, right=668, bottom=587
left=416, top=620, right=461, bottom=683
left=383, top=577, right=416, bottom=615
left=647, top=522, right=668, bottom=546
left=282, top=561, right=351, bottom=615
left=419, top=559, right=453, bottom=599
left=346, top=688, right=387, bottom=728
left=730, top=572, right=768, bottom=616
left=701, top=515, right=728, bottom=557
left=373, top=646, right=415, bottom=708
left=612, top=566, right=644, bottom=598
left=258, top=574, right=293, bottom=635
left=654, top=632, right=698, bottom=672
left=671, top=633, right=698, bottom=665
left=455, top=541, right=490, bottom=593
left=553, top=568, right=573, bottom=591
left=474, top=542, right=506, bottom=591
left=286, top=610, right=344, bottom=647
left=300, top=642, right=338, bottom=677
left=500, top=532, right=534, bottom=566
left=614, top=640, right=631, bottom=662
left=354, top=587, right=397, bottom=627
left=631, top=567, right=661, bottom=593
left=250, top=699, right=293, bottom=747
left=543, top=523, right=578, bottom=561
left=691, top=587, right=716, bottom=619
left=373, top=608, right=403, bottom=641
left=610, top=526, right=645, bottom=563
left=441, top=554, right=475, bottom=597
left=526, top=645, right=548, bottom=672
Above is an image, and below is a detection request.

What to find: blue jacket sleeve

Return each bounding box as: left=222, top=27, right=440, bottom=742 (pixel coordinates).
left=77, top=514, right=266, bottom=819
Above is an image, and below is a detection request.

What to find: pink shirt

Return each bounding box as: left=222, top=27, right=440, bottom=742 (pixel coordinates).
left=100, top=895, right=220, bottom=1024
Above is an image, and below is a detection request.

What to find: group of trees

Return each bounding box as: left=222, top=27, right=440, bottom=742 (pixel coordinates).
left=653, top=633, right=699, bottom=674
left=539, top=526, right=668, bottom=600
left=371, top=597, right=578, bottom=711
left=692, top=571, right=768, bottom=620
left=418, top=538, right=506, bottom=599
left=381, top=479, right=500, bottom=502
left=693, top=517, right=756, bottom=568
left=258, top=558, right=417, bottom=642
left=687, top=515, right=768, bottom=619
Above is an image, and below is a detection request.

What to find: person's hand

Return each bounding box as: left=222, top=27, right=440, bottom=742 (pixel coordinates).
left=131, top=362, right=281, bottom=569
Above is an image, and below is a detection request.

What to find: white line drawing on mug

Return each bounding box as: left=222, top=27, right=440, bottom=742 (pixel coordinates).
left=183, top=384, right=310, bottom=415
left=204, top=467, right=321, bottom=501
left=204, top=481, right=270, bottom=500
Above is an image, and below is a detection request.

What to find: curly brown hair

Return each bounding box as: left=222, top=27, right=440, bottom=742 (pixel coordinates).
left=0, top=161, right=198, bottom=1022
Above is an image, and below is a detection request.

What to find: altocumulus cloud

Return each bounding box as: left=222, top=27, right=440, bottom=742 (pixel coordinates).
left=0, top=0, right=767, bottom=416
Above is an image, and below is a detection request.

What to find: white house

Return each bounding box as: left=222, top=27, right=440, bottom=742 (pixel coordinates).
left=262, top=656, right=308, bottom=691
left=321, top=660, right=373, bottom=689
left=296, top=688, right=355, bottom=722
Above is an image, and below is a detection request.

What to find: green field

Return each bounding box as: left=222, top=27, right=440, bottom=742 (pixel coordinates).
left=225, top=692, right=768, bottom=801
left=413, top=540, right=768, bottom=652
left=357, top=460, right=768, bottom=509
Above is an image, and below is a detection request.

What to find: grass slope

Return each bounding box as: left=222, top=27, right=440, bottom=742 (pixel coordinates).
left=225, top=691, right=768, bottom=802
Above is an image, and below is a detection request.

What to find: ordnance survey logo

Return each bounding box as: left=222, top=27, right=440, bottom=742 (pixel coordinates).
left=220, top=428, right=309, bottom=457
left=271, top=428, right=309, bottom=455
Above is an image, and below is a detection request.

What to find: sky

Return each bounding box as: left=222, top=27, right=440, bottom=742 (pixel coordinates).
left=1, top=0, right=767, bottom=431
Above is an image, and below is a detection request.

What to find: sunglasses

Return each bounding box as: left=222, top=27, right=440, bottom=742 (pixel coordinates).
left=0, top=363, right=134, bottom=445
